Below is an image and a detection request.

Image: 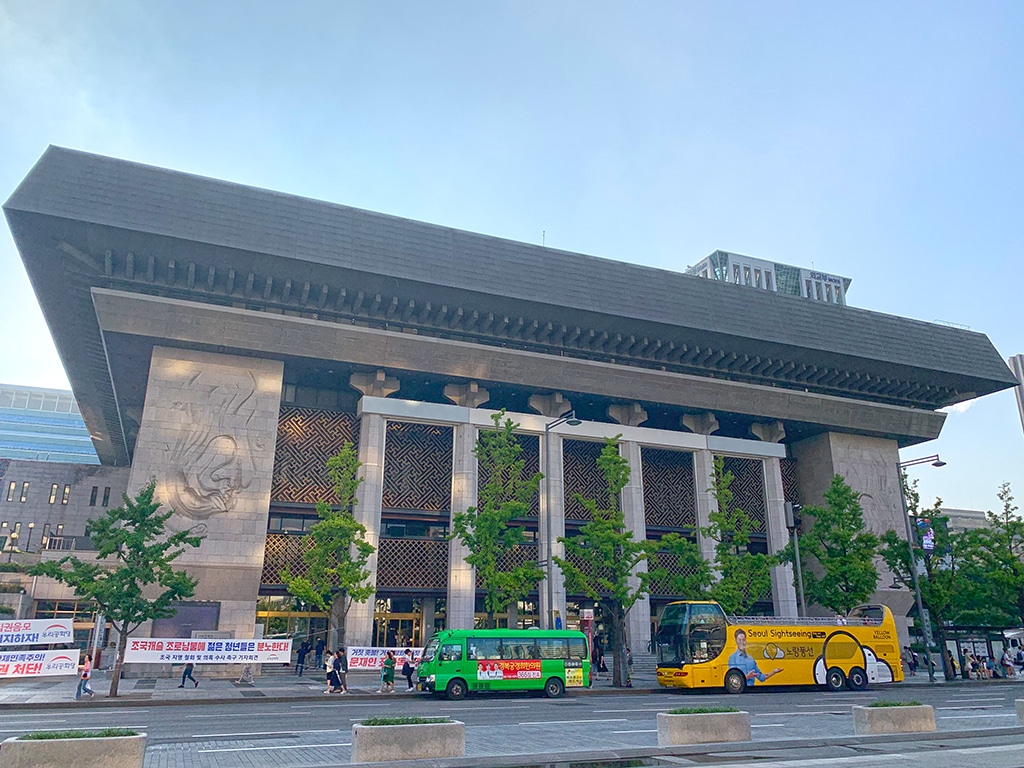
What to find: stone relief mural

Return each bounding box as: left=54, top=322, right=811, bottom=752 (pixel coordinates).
left=164, top=368, right=266, bottom=522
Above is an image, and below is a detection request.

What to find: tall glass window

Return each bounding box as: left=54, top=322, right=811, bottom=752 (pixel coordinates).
left=6, top=482, right=15, bottom=502
left=49, top=484, right=59, bottom=504
left=20, top=483, right=29, bottom=503
left=61, top=485, right=71, bottom=505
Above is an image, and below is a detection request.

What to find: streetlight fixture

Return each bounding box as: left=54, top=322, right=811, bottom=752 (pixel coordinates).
left=542, top=410, right=582, bottom=629
left=896, top=454, right=944, bottom=683
left=24, top=522, right=35, bottom=552
left=6, top=531, right=18, bottom=563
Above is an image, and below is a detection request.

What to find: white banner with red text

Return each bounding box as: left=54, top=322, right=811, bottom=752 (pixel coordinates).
left=0, top=649, right=81, bottom=678
left=0, top=618, right=75, bottom=646
left=346, top=646, right=423, bottom=670
left=124, top=638, right=292, bottom=664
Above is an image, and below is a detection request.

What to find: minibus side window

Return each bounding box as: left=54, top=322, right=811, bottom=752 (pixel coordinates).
left=569, top=637, right=587, bottom=659
left=537, top=638, right=569, bottom=659
left=440, top=643, right=463, bottom=662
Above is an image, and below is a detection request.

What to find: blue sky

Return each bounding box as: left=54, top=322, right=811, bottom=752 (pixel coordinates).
left=1, top=1, right=1021, bottom=512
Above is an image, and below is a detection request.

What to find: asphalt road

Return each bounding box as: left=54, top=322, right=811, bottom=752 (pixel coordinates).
left=2, top=685, right=1021, bottom=768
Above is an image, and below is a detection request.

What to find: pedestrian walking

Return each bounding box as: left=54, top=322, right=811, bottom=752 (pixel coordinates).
left=323, top=649, right=335, bottom=694
left=402, top=648, right=416, bottom=691
left=295, top=640, right=310, bottom=676
left=333, top=648, right=348, bottom=694
left=75, top=653, right=95, bottom=699
left=179, top=661, right=198, bottom=688
left=376, top=650, right=396, bottom=693
left=315, top=636, right=326, bottom=668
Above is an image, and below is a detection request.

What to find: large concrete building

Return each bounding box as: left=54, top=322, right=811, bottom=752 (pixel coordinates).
left=0, top=383, right=99, bottom=464
left=2, top=147, right=1018, bottom=652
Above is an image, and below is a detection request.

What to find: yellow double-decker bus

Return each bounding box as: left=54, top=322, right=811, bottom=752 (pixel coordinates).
left=655, top=601, right=903, bottom=694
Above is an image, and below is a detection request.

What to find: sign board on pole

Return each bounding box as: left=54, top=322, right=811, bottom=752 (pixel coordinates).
left=0, top=618, right=75, bottom=646
left=124, top=638, right=291, bottom=664
left=920, top=609, right=934, bottom=646
left=0, top=649, right=80, bottom=678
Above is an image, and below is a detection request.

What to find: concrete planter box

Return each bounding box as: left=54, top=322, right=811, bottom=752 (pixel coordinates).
left=656, top=711, right=751, bottom=746
left=0, top=733, right=146, bottom=768
left=852, top=705, right=936, bottom=735
left=350, top=720, right=465, bottom=763
left=1016, top=699, right=1024, bottom=725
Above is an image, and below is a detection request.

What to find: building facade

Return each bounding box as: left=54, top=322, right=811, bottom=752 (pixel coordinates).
left=3, top=147, right=1018, bottom=652
left=0, top=384, right=99, bottom=464
left=686, top=250, right=852, bottom=306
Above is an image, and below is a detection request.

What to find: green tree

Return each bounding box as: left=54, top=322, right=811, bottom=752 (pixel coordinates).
left=451, top=412, right=544, bottom=628
left=31, top=481, right=203, bottom=697
left=281, top=443, right=375, bottom=649
left=786, top=474, right=879, bottom=615
left=703, top=456, right=774, bottom=615
left=966, top=483, right=1024, bottom=627
left=556, top=436, right=653, bottom=687
left=651, top=532, right=712, bottom=601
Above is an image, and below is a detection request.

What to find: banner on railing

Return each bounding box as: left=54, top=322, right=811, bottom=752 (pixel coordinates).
left=0, top=618, right=75, bottom=646
left=124, top=638, right=292, bottom=664
left=346, top=647, right=423, bottom=670
left=0, top=649, right=80, bottom=678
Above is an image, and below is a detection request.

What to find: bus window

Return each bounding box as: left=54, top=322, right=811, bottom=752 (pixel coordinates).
left=656, top=603, right=689, bottom=667
left=502, top=639, right=537, bottom=660
left=440, top=643, right=463, bottom=662
left=537, top=638, right=569, bottom=659
left=568, top=636, right=588, bottom=659
left=471, top=637, right=503, bottom=659
left=421, top=637, right=439, bottom=663
left=687, top=603, right=727, bottom=663
left=848, top=605, right=884, bottom=624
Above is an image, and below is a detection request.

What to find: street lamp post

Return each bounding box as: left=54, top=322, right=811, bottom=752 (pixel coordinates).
left=543, top=410, right=582, bottom=629
left=24, top=522, right=35, bottom=552
left=6, top=531, right=17, bottom=563
left=896, top=454, right=946, bottom=684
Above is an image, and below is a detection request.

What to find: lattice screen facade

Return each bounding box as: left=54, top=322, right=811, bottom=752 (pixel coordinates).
left=261, top=533, right=310, bottom=585
left=641, top=447, right=696, bottom=529
left=719, top=456, right=767, bottom=532
left=780, top=457, right=799, bottom=504
left=648, top=547, right=702, bottom=597
left=271, top=407, right=360, bottom=504
left=382, top=421, right=453, bottom=512
left=376, top=538, right=449, bottom=590
left=477, top=432, right=540, bottom=517
left=477, top=542, right=540, bottom=588
left=563, top=439, right=607, bottom=520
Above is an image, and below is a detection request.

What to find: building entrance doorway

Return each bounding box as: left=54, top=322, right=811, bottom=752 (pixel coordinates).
left=372, top=596, right=445, bottom=646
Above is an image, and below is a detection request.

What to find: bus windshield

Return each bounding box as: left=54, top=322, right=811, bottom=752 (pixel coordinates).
left=657, top=602, right=728, bottom=666
left=420, top=636, right=440, bottom=663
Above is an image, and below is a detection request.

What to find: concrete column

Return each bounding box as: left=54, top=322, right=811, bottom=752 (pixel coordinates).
left=126, top=347, right=283, bottom=640
left=683, top=413, right=720, bottom=565
left=346, top=408, right=386, bottom=646
left=765, top=457, right=798, bottom=617
left=618, top=439, right=651, bottom=654
left=421, top=598, right=436, bottom=643
left=447, top=421, right=478, bottom=630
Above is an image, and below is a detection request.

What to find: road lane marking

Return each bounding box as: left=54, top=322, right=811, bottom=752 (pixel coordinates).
left=291, top=703, right=391, bottom=709
left=199, top=741, right=351, bottom=753
left=1, top=725, right=149, bottom=733
left=432, top=705, right=531, bottom=711
left=753, top=711, right=846, bottom=717
left=751, top=724, right=786, bottom=728
left=612, top=729, right=657, bottom=734
left=185, top=711, right=311, bottom=718
left=592, top=708, right=668, bottom=713
left=192, top=728, right=340, bottom=738
left=938, top=713, right=1016, bottom=719
left=518, top=718, right=627, bottom=726
left=937, top=705, right=1006, bottom=710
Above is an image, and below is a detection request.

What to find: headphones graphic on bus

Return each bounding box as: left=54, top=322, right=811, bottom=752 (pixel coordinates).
left=812, top=630, right=895, bottom=686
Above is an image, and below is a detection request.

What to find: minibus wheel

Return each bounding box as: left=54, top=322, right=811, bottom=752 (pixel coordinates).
left=446, top=678, right=468, bottom=701
left=544, top=677, right=565, bottom=698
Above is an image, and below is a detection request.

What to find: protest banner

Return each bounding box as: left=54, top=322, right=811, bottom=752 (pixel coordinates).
left=124, top=638, right=292, bottom=664
left=0, top=649, right=80, bottom=678
left=0, top=618, right=75, bottom=646
left=346, top=646, right=423, bottom=669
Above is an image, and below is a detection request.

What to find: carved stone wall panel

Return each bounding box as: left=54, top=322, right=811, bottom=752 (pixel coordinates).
left=382, top=422, right=454, bottom=512
left=719, top=455, right=767, bottom=532
left=376, top=537, right=448, bottom=590
left=272, top=408, right=360, bottom=504
left=780, top=457, right=799, bottom=504
left=641, top=447, right=696, bottom=529
left=563, top=439, right=606, bottom=520
left=477, top=433, right=540, bottom=517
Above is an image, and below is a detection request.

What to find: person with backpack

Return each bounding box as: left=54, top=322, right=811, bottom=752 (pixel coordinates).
left=323, top=649, right=335, bottom=694
left=401, top=648, right=417, bottom=691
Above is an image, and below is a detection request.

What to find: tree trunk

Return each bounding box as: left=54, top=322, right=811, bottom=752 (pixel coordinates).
left=331, top=594, right=347, bottom=650
left=108, top=625, right=129, bottom=698
left=611, top=606, right=627, bottom=688
left=507, top=600, right=518, bottom=630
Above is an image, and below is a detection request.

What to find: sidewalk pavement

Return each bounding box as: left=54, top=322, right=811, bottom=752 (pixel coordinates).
left=1, top=665, right=1021, bottom=709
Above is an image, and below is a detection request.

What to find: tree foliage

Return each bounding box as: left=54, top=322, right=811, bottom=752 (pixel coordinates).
left=703, top=457, right=774, bottom=615
left=786, top=474, right=879, bottom=615
left=282, top=443, right=375, bottom=648
left=31, top=481, right=203, bottom=697
left=556, top=436, right=652, bottom=687
left=652, top=532, right=713, bottom=601
left=965, top=483, right=1024, bottom=627
left=451, top=412, right=544, bottom=627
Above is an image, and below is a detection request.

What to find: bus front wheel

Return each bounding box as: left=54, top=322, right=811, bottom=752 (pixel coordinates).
left=544, top=677, right=565, bottom=698
left=446, top=678, right=468, bottom=701
left=825, top=667, right=846, bottom=692
left=724, top=669, right=746, bottom=694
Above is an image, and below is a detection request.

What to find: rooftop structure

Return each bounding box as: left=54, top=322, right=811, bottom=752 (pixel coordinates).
left=686, top=250, right=853, bottom=306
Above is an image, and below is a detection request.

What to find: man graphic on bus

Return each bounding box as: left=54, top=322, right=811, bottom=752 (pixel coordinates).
left=728, top=628, right=783, bottom=686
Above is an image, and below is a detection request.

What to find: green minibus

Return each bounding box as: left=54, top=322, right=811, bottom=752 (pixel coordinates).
left=416, top=628, right=591, bottom=700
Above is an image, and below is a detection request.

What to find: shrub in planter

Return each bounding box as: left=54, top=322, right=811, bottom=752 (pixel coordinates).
left=351, top=717, right=464, bottom=762
left=853, top=701, right=935, bottom=734
left=0, top=729, right=146, bottom=768
left=657, top=706, right=751, bottom=745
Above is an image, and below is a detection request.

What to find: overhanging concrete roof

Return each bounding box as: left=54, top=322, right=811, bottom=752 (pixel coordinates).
left=3, top=147, right=1017, bottom=464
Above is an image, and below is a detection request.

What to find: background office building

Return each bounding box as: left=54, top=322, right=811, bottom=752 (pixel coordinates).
left=686, top=250, right=852, bottom=306
left=0, top=384, right=99, bottom=464
left=2, top=147, right=1017, bottom=655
